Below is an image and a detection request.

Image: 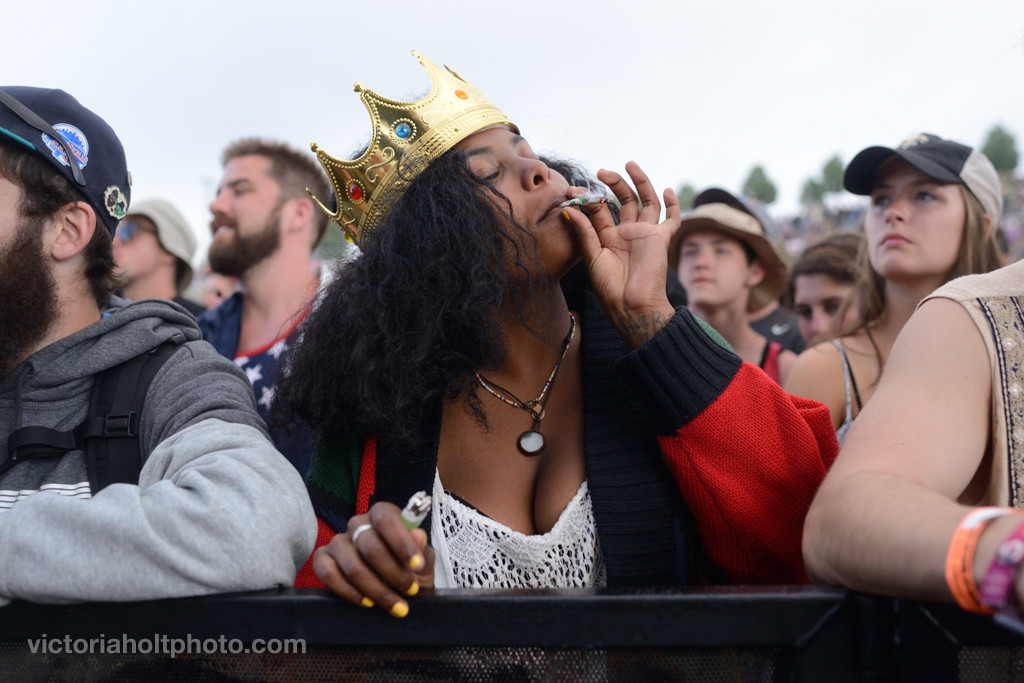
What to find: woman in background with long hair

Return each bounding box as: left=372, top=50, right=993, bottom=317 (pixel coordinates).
left=786, top=134, right=1002, bottom=444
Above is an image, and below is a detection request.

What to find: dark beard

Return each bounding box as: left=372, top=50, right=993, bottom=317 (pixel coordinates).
left=0, top=218, right=59, bottom=381
left=207, top=206, right=282, bottom=278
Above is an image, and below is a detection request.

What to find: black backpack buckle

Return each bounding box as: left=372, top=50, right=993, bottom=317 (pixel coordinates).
left=103, top=412, right=139, bottom=438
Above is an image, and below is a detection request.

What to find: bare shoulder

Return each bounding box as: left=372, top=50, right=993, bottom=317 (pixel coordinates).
left=836, top=328, right=875, bottom=355
left=789, top=338, right=842, bottom=369
left=875, top=298, right=987, bottom=406
left=776, top=348, right=799, bottom=387
left=784, top=340, right=846, bottom=429
left=803, top=299, right=992, bottom=594
left=834, top=329, right=884, bottom=404
left=834, top=297, right=991, bottom=494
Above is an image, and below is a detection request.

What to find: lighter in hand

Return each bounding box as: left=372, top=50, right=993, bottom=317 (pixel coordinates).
left=401, top=491, right=432, bottom=530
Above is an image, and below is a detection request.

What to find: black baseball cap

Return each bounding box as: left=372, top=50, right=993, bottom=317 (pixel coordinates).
left=0, top=86, right=131, bottom=236
left=843, top=133, right=1002, bottom=222
left=693, top=187, right=757, bottom=216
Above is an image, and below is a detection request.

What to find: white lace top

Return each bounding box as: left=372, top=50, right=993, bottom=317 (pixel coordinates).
left=430, top=469, right=607, bottom=589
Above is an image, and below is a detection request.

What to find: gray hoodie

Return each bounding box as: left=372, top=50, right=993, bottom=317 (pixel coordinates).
left=0, top=297, right=315, bottom=605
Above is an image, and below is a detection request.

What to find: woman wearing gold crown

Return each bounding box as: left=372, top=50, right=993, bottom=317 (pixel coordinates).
left=274, top=52, right=837, bottom=617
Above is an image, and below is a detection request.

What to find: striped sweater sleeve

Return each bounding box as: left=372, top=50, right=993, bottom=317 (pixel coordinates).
left=617, top=310, right=838, bottom=584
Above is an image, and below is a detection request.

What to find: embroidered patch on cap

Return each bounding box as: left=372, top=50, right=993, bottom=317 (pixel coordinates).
left=103, top=186, right=127, bottom=219
left=899, top=134, right=931, bottom=149
left=41, top=123, right=89, bottom=169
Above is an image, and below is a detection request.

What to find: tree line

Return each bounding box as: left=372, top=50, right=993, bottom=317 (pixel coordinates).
left=675, top=124, right=1020, bottom=213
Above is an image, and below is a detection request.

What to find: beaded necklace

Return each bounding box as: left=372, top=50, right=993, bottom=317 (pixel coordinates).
left=475, top=312, right=577, bottom=456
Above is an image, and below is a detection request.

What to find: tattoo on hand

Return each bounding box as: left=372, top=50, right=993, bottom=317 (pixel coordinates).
left=618, top=310, right=671, bottom=348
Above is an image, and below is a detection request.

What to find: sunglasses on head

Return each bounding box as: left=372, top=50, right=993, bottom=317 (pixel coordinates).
left=115, top=221, right=157, bottom=244
left=0, top=88, right=86, bottom=186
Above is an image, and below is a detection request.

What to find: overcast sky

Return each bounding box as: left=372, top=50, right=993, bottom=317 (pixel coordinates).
left=4, top=0, right=1022, bottom=264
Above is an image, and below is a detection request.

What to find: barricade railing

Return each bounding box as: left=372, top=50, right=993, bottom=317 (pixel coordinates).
left=0, top=586, right=1020, bottom=681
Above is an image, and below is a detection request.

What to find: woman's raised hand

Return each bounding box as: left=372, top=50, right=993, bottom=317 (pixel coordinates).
left=313, top=501, right=434, bottom=618
left=562, top=161, right=681, bottom=348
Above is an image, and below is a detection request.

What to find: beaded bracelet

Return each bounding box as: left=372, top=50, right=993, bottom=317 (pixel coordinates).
left=979, top=516, right=1024, bottom=613
left=946, top=507, right=1016, bottom=614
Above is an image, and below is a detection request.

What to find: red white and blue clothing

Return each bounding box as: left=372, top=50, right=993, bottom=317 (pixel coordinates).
left=197, top=292, right=316, bottom=475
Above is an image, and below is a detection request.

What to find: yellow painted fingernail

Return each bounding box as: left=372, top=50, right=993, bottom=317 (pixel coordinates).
left=410, top=554, right=423, bottom=570
left=391, top=601, right=409, bottom=618
left=406, top=581, right=420, bottom=597
left=561, top=210, right=571, bottom=222
left=361, top=597, right=374, bottom=608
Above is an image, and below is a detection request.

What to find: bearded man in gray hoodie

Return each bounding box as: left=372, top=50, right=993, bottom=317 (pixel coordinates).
left=0, top=86, right=315, bottom=605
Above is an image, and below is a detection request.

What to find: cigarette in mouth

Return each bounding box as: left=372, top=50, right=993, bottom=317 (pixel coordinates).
left=558, top=189, right=609, bottom=208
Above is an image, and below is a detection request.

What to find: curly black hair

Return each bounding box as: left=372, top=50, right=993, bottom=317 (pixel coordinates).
left=272, top=148, right=604, bottom=445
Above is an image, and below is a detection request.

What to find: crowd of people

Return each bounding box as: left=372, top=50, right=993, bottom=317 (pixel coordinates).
left=1, top=50, right=1023, bottom=637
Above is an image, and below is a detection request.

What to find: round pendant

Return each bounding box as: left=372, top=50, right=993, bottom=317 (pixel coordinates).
left=518, top=430, right=545, bottom=456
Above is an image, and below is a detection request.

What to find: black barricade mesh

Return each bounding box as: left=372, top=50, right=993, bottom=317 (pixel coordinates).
left=0, top=643, right=787, bottom=682
left=960, top=647, right=1024, bottom=682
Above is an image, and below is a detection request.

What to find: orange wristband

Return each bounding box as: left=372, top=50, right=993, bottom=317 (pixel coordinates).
left=946, top=507, right=1015, bottom=614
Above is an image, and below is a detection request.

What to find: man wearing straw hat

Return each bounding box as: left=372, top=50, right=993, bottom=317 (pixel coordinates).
left=669, top=188, right=796, bottom=384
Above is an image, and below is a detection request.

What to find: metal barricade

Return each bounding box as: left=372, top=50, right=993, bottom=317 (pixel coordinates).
left=0, top=586, right=1019, bottom=681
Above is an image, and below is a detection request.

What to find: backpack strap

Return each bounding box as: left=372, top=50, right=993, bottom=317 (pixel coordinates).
left=84, top=336, right=183, bottom=492
left=3, top=335, right=184, bottom=491
left=3, top=427, right=78, bottom=474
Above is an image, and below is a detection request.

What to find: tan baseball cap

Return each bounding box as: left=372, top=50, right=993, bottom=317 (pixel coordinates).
left=126, top=198, right=197, bottom=291
left=843, top=133, right=1003, bottom=223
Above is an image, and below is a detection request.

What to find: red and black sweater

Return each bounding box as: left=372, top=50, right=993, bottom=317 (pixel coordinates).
left=297, top=293, right=837, bottom=588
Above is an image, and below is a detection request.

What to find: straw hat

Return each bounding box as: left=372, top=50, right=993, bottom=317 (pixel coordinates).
left=667, top=188, right=787, bottom=312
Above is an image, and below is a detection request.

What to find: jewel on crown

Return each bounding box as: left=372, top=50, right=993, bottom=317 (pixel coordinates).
left=308, top=51, right=518, bottom=243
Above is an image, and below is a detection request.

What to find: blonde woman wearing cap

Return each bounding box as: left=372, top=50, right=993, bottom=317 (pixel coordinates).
left=803, top=156, right=1024, bottom=617
left=670, top=188, right=796, bottom=385
left=785, top=134, right=1002, bottom=444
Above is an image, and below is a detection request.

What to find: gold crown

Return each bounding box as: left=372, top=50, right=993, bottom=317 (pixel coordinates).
left=309, top=51, right=518, bottom=243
